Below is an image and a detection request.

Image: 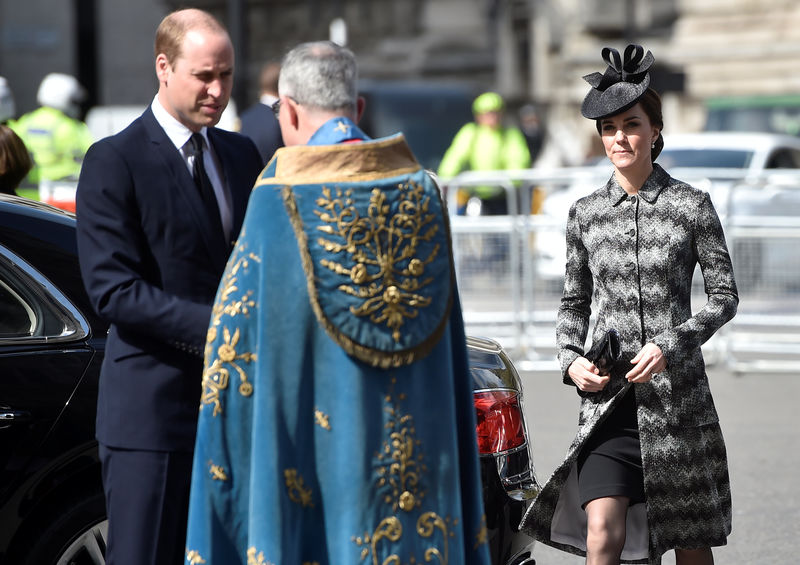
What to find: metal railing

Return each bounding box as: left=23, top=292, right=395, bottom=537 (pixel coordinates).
left=441, top=167, right=800, bottom=374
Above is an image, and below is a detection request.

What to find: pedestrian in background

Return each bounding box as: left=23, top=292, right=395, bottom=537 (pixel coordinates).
left=518, top=103, right=545, bottom=165
left=438, top=91, right=530, bottom=215
left=0, top=76, right=16, bottom=124
left=0, top=125, right=33, bottom=195
left=75, top=8, right=263, bottom=565
left=521, top=44, right=738, bottom=565
left=239, top=60, right=284, bottom=162
left=185, top=40, right=490, bottom=565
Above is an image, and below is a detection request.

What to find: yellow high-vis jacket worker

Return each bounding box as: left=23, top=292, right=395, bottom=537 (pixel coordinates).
left=437, top=121, right=530, bottom=201
left=10, top=106, right=92, bottom=184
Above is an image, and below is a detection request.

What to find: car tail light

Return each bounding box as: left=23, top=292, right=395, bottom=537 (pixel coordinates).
left=473, top=389, right=526, bottom=454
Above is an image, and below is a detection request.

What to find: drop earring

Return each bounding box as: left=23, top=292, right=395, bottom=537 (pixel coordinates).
left=651, top=141, right=656, bottom=149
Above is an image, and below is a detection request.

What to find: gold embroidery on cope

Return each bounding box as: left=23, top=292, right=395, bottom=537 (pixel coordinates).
left=201, top=243, right=259, bottom=416
left=208, top=461, right=227, bottom=481
left=314, top=408, right=332, bottom=430
left=314, top=182, right=439, bottom=343
left=353, top=378, right=454, bottom=564
left=284, top=468, right=314, bottom=508
left=353, top=515, right=456, bottom=565
left=186, top=549, right=206, bottom=564
left=246, top=547, right=274, bottom=565
left=283, top=184, right=454, bottom=369
left=474, top=515, right=488, bottom=549
left=334, top=120, right=351, bottom=135
left=377, top=390, right=425, bottom=513
left=202, top=327, right=257, bottom=415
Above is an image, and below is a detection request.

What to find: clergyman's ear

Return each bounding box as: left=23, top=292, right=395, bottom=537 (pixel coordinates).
left=355, top=96, right=366, bottom=124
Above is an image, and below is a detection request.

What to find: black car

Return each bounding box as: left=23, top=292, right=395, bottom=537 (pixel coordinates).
left=0, top=195, right=106, bottom=564
left=468, top=335, right=540, bottom=564
left=0, top=194, right=539, bottom=564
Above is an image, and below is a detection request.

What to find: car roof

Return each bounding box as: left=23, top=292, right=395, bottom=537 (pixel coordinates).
left=0, top=193, right=76, bottom=225
left=0, top=194, right=107, bottom=333
left=0, top=194, right=79, bottom=273
left=663, top=131, right=800, bottom=151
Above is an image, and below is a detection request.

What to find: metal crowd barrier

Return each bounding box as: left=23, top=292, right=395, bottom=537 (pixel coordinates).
left=440, top=167, right=800, bottom=374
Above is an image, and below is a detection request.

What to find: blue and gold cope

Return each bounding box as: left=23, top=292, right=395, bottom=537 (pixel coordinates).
left=185, top=117, right=491, bottom=564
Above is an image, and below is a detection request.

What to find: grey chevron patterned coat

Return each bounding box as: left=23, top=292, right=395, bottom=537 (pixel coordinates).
left=520, top=164, right=738, bottom=564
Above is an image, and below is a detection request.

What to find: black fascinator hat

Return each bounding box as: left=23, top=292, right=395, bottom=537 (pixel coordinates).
left=581, top=44, right=655, bottom=120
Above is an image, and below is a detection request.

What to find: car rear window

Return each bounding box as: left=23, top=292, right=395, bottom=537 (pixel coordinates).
left=658, top=148, right=753, bottom=169
left=0, top=252, right=82, bottom=342
left=0, top=279, right=35, bottom=337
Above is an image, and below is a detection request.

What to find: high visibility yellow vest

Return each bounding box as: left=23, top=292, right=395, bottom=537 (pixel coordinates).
left=437, top=122, right=531, bottom=199
left=10, top=106, right=92, bottom=183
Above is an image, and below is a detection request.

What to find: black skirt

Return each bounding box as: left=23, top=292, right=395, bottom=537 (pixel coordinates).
left=577, top=387, right=645, bottom=508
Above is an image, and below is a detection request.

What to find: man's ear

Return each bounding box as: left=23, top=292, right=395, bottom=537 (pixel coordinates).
left=286, top=96, right=301, bottom=131
left=355, top=96, right=366, bottom=124
left=155, top=54, right=170, bottom=83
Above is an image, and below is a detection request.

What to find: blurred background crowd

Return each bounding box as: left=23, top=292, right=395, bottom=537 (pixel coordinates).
left=3, top=0, right=800, bottom=195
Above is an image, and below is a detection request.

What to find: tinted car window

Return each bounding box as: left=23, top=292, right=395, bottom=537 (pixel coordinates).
left=657, top=149, right=753, bottom=169
left=765, top=148, right=800, bottom=169
left=0, top=253, right=82, bottom=342
left=0, top=278, right=34, bottom=337
left=705, top=103, right=800, bottom=136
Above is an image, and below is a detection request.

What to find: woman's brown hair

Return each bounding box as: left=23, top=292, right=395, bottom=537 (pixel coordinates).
left=0, top=125, right=33, bottom=195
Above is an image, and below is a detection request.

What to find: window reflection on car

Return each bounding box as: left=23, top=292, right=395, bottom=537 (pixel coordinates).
left=658, top=149, right=753, bottom=170
left=658, top=132, right=800, bottom=174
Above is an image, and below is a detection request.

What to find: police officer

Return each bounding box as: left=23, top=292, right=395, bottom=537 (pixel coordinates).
left=10, top=73, right=93, bottom=203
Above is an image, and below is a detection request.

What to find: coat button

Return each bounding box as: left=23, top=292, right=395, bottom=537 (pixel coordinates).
left=628, top=229, right=635, bottom=236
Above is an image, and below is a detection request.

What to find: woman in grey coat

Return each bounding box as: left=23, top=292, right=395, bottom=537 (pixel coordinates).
left=520, top=45, right=738, bottom=565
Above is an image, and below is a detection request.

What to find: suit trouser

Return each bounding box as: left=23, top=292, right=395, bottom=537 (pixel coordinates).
left=99, top=443, right=193, bottom=565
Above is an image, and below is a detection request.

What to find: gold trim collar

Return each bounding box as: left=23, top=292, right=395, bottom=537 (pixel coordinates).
left=257, top=134, right=421, bottom=186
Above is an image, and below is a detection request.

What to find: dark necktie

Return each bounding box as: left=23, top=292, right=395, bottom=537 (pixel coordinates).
left=189, top=133, right=224, bottom=240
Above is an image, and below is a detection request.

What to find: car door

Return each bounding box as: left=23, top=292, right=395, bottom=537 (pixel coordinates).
left=0, top=246, right=95, bottom=502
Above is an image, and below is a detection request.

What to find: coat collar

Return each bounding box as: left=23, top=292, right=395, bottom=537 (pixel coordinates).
left=606, top=163, right=670, bottom=206
left=307, top=116, right=369, bottom=146
left=263, top=133, right=419, bottom=186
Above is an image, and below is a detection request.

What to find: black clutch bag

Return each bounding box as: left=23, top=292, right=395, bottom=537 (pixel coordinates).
left=585, top=328, right=621, bottom=375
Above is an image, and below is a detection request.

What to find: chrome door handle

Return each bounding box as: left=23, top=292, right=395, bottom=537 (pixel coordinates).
left=0, top=410, right=32, bottom=423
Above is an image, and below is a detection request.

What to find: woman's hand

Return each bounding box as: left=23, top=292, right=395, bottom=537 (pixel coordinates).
left=569, top=356, right=611, bottom=393
left=626, top=343, right=666, bottom=383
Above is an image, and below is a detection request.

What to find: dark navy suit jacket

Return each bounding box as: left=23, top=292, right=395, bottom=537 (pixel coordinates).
left=239, top=101, right=283, bottom=162
left=76, top=107, right=264, bottom=452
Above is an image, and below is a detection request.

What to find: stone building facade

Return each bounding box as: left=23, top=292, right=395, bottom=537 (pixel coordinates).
left=2, top=0, right=800, bottom=161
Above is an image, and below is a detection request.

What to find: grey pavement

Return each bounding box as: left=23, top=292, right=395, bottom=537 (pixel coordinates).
left=519, top=366, right=800, bottom=564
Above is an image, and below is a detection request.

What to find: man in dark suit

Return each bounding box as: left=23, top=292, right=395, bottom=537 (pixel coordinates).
left=239, top=61, right=283, bottom=162
left=75, top=8, right=263, bottom=565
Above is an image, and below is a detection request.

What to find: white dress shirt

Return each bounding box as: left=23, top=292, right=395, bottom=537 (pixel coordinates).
left=150, top=96, right=233, bottom=241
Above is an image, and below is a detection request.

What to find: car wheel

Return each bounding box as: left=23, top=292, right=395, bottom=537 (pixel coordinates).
left=21, top=491, right=107, bottom=565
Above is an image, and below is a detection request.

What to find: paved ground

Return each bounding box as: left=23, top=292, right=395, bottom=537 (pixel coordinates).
left=518, top=365, right=799, bottom=564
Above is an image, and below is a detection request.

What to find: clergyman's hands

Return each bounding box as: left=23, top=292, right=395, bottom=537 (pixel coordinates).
left=568, top=356, right=610, bottom=393
left=625, top=342, right=666, bottom=383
